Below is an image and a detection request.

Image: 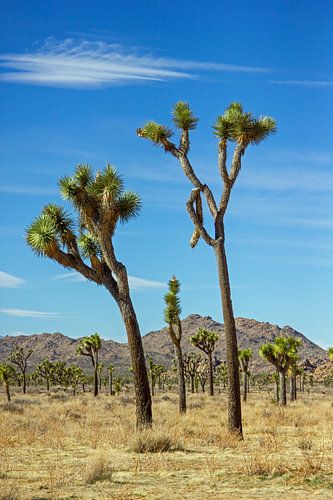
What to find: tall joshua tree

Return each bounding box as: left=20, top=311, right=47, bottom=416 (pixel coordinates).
left=138, top=101, right=276, bottom=435
left=259, top=337, right=301, bottom=405
left=77, top=333, right=102, bottom=397
left=8, top=346, right=33, bottom=394
left=164, top=276, right=186, bottom=414
left=238, top=349, right=253, bottom=402
left=26, top=164, right=152, bottom=428
left=191, top=328, right=219, bottom=396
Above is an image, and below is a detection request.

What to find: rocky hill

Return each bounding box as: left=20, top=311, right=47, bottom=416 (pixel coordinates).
left=0, top=315, right=328, bottom=375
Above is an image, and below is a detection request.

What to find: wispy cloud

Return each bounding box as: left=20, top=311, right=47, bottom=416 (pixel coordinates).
left=52, top=271, right=166, bottom=290
left=0, top=185, right=58, bottom=195
left=238, top=167, right=333, bottom=192
left=128, top=276, right=166, bottom=290
left=0, top=38, right=271, bottom=89
left=0, top=271, right=25, bottom=288
left=1, top=308, right=60, bottom=318
left=270, top=80, right=333, bottom=88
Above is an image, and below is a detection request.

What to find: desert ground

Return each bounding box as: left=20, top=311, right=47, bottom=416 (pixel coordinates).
left=0, top=386, right=332, bottom=500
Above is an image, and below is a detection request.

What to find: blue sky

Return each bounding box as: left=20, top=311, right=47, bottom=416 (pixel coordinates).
left=0, top=0, right=332, bottom=348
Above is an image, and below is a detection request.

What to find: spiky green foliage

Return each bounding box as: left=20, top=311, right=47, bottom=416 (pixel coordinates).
left=328, top=347, right=333, bottom=362
left=213, top=102, right=276, bottom=145
left=27, top=164, right=141, bottom=264
left=191, top=328, right=219, bottom=355
left=164, top=276, right=181, bottom=325
left=172, top=101, right=198, bottom=130
left=137, top=122, right=173, bottom=146
left=259, top=336, right=301, bottom=372
left=238, top=349, right=253, bottom=364
left=77, top=333, right=102, bottom=363
left=0, top=363, right=15, bottom=384
left=78, top=233, right=101, bottom=258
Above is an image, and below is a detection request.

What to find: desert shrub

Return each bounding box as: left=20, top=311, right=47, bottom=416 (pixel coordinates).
left=0, top=403, right=24, bottom=414
left=130, top=429, right=180, bottom=453
left=85, top=454, right=113, bottom=484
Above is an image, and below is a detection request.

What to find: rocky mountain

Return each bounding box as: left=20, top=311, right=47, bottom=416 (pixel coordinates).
left=0, top=315, right=328, bottom=375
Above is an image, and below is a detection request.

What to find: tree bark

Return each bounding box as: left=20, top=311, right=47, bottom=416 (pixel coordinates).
left=23, top=372, right=26, bottom=394
left=109, top=372, right=113, bottom=396
left=214, top=239, right=242, bottom=435
left=279, top=371, right=287, bottom=405
left=275, top=378, right=279, bottom=403
left=118, top=298, right=152, bottom=428
left=243, top=371, right=248, bottom=402
left=190, top=375, right=195, bottom=394
left=5, top=383, right=11, bottom=402
left=208, top=351, right=214, bottom=396
left=93, top=366, right=98, bottom=397
left=174, top=344, right=186, bottom=414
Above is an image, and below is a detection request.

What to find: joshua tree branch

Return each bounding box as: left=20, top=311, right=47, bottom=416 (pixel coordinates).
left=187, top=189, right=215, bottom=247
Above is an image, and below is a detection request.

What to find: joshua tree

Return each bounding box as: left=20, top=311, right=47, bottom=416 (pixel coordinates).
left=183, top=352, right=202, bottom=393
left=26, top=164, right=152, bottom=428
left=259, top=337, right=301, bottom=405
left=197, top=359, right=209, bottom=393
left=77, top=333, right=102, bottom=397
left=0, top=363, right=16, bottom=402
left=191, top=329, right=219, bottom=396
left=238, top=349, right=253, bottom=402
left=51, top=361, right=67, bottom=386
left=164, top=276, right=186, bottom=413
left=36, top=359, right=54, bottom=391
left=108, top=364, right=114, bottom=395
left=216, top=361, right=228, bottom=390
left=138, top=102, right=276, bottom=435
left=271, top=372, right=280, bottom=403
left=8, top=346, right=33, bottom=394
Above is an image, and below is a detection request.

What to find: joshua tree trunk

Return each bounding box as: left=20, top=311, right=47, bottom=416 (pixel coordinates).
left=190, top=375, right=195, bottom=394
left=279, top=371, right=287, bottom=405
left=275, top=377, right=279, bottom=403
left=118, top=298, right=152, bottom=428
left=174, top=344, right=186, bottom=414
left=23, top=372, right=27, bottom=394
left=5, top=383, right=11, bottom=402
left=93, top=365, right=98, bottom=397
left=109, top=372, right=113, bottom=396
left=82, top=383, right=85, bottom=393
left=208, top=351, right=214, bottom=396
left=46, top=378, right=50, bottom=392
left=215, top=238, right=242, bottom=434
left=243, top=371, right=248, bottom=402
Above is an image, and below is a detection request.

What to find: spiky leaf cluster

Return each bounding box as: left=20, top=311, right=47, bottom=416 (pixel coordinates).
left=172, top=101, right=198, bottom=130
left=214, top=102, right=276, bottom=146
left=164, top=276, right=181, bottom=325
left=137, top=122, right=173, bottom=147
left=191, top=328, right=219, bottom=355
left=259, top=336, right=301, bottom=372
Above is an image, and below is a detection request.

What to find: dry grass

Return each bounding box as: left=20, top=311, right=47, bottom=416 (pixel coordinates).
left=0, top=387, right=332, bottom=499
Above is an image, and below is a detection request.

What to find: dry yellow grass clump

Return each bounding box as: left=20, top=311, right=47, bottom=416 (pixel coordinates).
left=0, top=387, right=332, bottom=499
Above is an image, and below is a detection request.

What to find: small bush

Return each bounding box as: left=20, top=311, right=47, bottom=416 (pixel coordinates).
left=130, top=429, right=179, bottom=453
left=85, top=454, right=113, bottom=484
left=0, top=403, right=24, bottom=414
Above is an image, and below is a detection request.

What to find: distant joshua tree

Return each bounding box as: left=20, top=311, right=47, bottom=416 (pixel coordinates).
left=238, top=349, right=253, bottom=402
left=164, top=276, right=186, bottom=413
left=191, top=329, right=219, bottom=396
left=183, top=352, right=202, bottom=393
left=77, top=333, right=102, bottom=397
left=259, top=337, right=301, bottom=405
left=26, top=164, right=151, bottom=428
left=0, top=363, right=16, bottom=402
left=8, top=346, right=33, bottom=394
left=36, top=359, right=54, bottom=391
left=197, top=359, right=209, bottom=393
left=138, top=101, right=276, bottom=436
